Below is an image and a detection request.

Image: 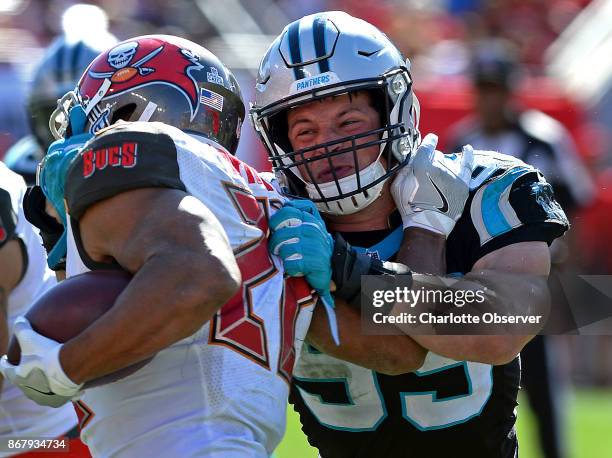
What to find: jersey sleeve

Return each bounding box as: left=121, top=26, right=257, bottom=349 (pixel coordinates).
left=448, top=161, right=569, bottom=272
left=0, top=187, right=17, bottom=248
left=64, top=123, right=186, bottom=219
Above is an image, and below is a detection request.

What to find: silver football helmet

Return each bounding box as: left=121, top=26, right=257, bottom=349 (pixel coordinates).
left=251, top=11, right=420, bottom=215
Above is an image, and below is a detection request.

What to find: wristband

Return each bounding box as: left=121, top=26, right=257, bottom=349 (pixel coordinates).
left=331, top=233, right=413, bottom=309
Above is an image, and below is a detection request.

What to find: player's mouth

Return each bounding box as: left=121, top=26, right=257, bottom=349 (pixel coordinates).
left=316, top=165, right=354, bottom=183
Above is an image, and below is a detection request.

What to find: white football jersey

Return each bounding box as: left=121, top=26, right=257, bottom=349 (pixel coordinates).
left=64, top=123, right=315, bottom=458
left=0, top=163, right=77, bottom=454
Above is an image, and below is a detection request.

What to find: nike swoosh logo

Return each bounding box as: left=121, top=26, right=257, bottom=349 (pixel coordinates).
left=428, top=175, right=449, bottom=213
left=25, top=385, right=55, bottom=396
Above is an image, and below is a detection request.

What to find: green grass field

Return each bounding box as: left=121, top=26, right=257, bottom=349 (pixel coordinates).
left=275, top=389, right=612, bottom=458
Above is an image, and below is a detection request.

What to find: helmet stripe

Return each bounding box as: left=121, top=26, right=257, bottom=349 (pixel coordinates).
left=312, top=17, right=330, bottom=73
left=287, top=20, right=306, bottom=80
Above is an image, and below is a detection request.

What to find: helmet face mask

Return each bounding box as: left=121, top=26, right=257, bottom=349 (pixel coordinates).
left=29, top=101, right=57, bottom=149
left=50, top=35, right=245, bottom=154
left=251, top=11, right=420, bottom=215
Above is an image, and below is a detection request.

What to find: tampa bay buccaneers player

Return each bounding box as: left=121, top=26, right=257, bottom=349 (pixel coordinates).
left=251, top=12, right=570, bottom=457
left=1, top=35, right=426, bottom=457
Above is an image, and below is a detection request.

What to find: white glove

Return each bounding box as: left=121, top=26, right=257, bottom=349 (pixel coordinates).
left=391, top=133, right=474, bottom=237
left=0, top=316, right=83, bottom=407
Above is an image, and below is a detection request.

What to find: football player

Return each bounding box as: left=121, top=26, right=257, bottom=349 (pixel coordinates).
left=0, top=163, right=83, bottom=456
left=1, top=35, right=426, bottom=457
left=251, top=12, right=569, bottom=457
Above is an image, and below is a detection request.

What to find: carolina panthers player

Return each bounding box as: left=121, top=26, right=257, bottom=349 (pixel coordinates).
left=3, top=8, right=116, bottom=184
left=251, top=12, right=569, bottom=457
left=1, top=35, right=426, bottom=457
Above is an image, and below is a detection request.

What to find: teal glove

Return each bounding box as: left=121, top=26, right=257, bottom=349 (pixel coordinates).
left=40, top=102, right=92, bottom=218
left=41, top=133, right=92, bottom=222
left=39, top=132, right=92, bottom=269
left=269, top=200, right=339, bottom=344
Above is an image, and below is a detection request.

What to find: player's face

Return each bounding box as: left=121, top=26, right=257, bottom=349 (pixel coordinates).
left=475, top=82, right=510, bottom=130
left=287, top=92, right=382, bottom=183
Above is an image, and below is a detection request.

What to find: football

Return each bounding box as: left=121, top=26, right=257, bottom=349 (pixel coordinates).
left=110, top=66, right=138, bottom=83
left=7, top=269, right=151, bottom=388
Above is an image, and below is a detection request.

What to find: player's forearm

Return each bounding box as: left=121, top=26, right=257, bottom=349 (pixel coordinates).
left=0, top=240, right=25, bottom=395
left=408, top=334, right=531, bottom=366
left=60, top=252, right=240, bottom=384
left=307, top=298, right=427, bottom=375
left=397, top=227, right=446, bottom=275
left=392, top=270, right=549, bottom=365
left=395, top=228, right=545, bottom=365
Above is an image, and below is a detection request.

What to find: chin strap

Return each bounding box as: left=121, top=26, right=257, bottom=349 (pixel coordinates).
left=306, top=160, right=388, bottom=216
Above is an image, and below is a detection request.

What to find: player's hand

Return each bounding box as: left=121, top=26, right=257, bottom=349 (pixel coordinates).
left=42, top=132, right=93, bottom=220
left=0, top=316, right=83, bottom=407
left=31, top=132, right=93, bottom=270
left=23, top=186, right=65, bottom=266
left=269, top=200, right=340, bottom=344
left=391, top=133, right=474, bottom=237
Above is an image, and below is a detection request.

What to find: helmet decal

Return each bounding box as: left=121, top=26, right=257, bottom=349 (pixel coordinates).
left=88, top=41, right=162, bottom=82
left=82, top=38, right=206, bottom=122
left=206, top=67, right=224, bottom=85
left=181, top=48, right=206, bottom=120
left=279, top=15, right=339, bottom=79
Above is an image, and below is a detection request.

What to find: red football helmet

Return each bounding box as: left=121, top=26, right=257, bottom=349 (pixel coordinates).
left=50, top=35, right=245, bottom=153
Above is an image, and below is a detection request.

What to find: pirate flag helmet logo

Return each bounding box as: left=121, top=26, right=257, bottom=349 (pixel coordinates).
left=50, top=35, right=245, bottom=154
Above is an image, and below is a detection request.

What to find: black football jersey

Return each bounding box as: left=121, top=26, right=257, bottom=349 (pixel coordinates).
left=290, top=150, right=569, bottom=458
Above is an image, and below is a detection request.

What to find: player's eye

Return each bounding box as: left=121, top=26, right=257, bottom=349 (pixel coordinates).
left=340, top=119, right=363, bottom=130
left=296, top=128, right=315, bottom=137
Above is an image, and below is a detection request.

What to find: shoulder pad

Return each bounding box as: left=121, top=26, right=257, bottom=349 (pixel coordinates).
left=469, top=149, right=530, bottom=190
left=469, top=163, right=568, bottom=246
left=65, top=126, right=186, bottom=219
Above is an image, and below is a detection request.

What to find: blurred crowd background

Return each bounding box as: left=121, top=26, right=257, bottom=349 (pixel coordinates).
left=1, top=1, right=611, bottom=457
